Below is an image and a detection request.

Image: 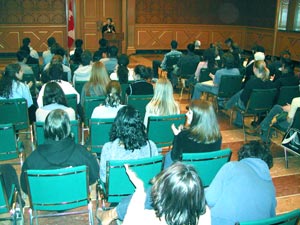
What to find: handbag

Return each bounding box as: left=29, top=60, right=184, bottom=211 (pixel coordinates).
left=281, top=128, right=300, bottom=154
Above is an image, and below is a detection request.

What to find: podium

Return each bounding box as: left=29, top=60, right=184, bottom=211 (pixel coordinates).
left=103, top=33, right=124, bottom=52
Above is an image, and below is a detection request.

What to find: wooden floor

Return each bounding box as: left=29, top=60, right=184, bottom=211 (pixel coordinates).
left=0, top=54, right=299, bottom=224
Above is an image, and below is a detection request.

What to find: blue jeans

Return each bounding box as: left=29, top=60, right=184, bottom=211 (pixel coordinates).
left=192, top=83, right=218, bottom=100
left=225, top=90, right=245, bottom=126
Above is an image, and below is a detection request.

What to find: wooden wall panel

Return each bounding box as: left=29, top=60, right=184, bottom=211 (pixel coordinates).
left=276, top=31, right=300, bottom=61
left=0, top=26, right=66, bottom=53
left=245, top=28, right=274, bottom=55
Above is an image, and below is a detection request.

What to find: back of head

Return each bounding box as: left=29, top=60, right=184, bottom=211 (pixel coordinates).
left=47, top=37, right=56, bottom=48
left=4, top=63, right=20, bottom=80
left=189, top=100, right=221, bottom=143
left=22, top=37, right=31, bottom=46
left=105, top=80, right=121, bottom=107
left=54, top=47, right=66, bottom=57
left=225, top=37, right=233, bottom=46
left=51, top=55, right=63, bottom=65
left=195, top=40, right=201, bottom=49
left=0, top=64, right=21, bottom=98
left=151, top=162, right=206, bottom=225
left=109, top=105, right=147, bottom=150
left=222, top=52, right=235, bottom=69
left=49, top=63, right=63, bottom=80
left=75, top=39, right=83, bottom=48
left=153, top=78, right=173, bottom=101
left=282, top=59, right=295, bottom=75
left=117, top=54, right=129, bottom=83
left=16, top=50, right=28, bottom=62
left=43, top=82, right=67, bottom=106
left=99, top=38, right=108, bottom=47
left=170, top=40, right=178, bottom=49
left=238, top=141, right=273, bottom=169
left=109, top=46, right=118, bottom=58
left=254, top=52, right=265, bottom=61
left=44, top=109, right=71, bottom=141
left=81, top=50, right=92, bottom=66
left=50, top=43, right=60, bottom=54
left=187, top=43, right=195, bottom=53
left=89, top=61, right=110, bottom=87
left=253, top=60, right=269, bottom=81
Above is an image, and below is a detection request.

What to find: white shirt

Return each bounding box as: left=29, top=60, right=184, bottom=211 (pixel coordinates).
left=73, top=64, right=92, bottom=84
left=36, top=103, right=76, bottom=122
left=44, top=63, right=72, bottom=82
left=91, top=104, right=124, bottom=119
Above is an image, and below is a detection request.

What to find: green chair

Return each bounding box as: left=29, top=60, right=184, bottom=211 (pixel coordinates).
left=75, top=80, right=87, bottom=96
left=28, top=64, right=41, bottom=81
left=209, top=75, right=243, bottom=111
left=0, top=173, right=24, bottom=225
left=22, top=73, right=37, bottom=97
left=24, top=165, right=94, bottom=225
left=65, top=94, right=78, bottom=115
left=147, top=114, right=186, bottom=148
left=127, top=94, right=153, bottom=121
left=98, top=155, right=163, bottom=205
left=82, top=96, right=106, bottom=144
left=235, top=208, right=300, bottom=225
left=0, top=98, right=33, bottom=144
left=182, top=148, right=232, bottom=187
left=230, top=88, right=278, bottom=141
left=276, top=85, right=300, bottom=106
left=34, top=120, right=80, bottom=146
left=120, top=83, right=130, bottom=104
left=89, top=118, right=114, bottom=156
left=199, top=68, right=214, bottom=83
left=0, top=123, right=24, bottom=165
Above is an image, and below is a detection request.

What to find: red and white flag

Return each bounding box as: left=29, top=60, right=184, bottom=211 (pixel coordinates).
left=67, top=0, right=75, bottom=49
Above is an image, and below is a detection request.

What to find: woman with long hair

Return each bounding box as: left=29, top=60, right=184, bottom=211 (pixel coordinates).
left=99, top=105, right=158, bottom=182
left=144, top=78, right=180, bottom=126
left=122, top=162, right=211, bottom=225
left=81, top=61, right=110, bottom=106
left=164, top=100, right=222, bottom=167
left=91, top=80, right=124, bottom=118
left=36, top=82, right=75, bottom=122
left=0, top=63, right=36, bottom=122
left=225, top=60, right=274, bottom=127
left=109, top=54, right=134, bottom=83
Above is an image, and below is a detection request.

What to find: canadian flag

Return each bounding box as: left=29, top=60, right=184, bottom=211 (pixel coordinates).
left=67, top=0, right=75, bottom=49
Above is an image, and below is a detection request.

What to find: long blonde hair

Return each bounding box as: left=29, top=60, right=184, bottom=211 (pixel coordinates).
left=253, top=60, right=270, bottom=81
left=85, top=61, right=110, bottom=95
left=148, top=78, right=179, bottom=115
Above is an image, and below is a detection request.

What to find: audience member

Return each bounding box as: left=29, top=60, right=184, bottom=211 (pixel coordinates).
left=0, top=63, right=36, bottom=123
left=73, top=50, right=93, bottom=84
left=42, top=37, right=56, bottom=66
left=272, top=59, right=299, bottom=88
left=225, top=60, right=274, bottom=127
left=99, top=105, right=158, bottom=183
left=16, top=50, right=34, bottom=75
left=93, top=38, right=108, bottom=61
left=19, top=37, right=39, bottom=65
left=35, top=82, right=75, bottom=122
left=110, top=54, right=134, bottom=82
left=91, top=80, right=124, bottom=118
left=43, top=54, right=71, bottom=82
left=194, top=48, right=217, bottom=82
left=81, top=61, right=110, bottom=106
left=20, top=109, right=99, bottom=194
left=100, top=45, right=119, bottom=74
left=192, top=52, right=240, bottom=100
left=144, top=78, right=180, bottom=127
left=164, top=100, right=222, bottom=168
left=126, top=65, right=154, bottom=96
left=152, top=40, right=182, bottom=78
left=268, top=50, right=291, bottom=79
left=70, top=39, right=84, bottom=64
left=194, top=39, right=202, bottom=56
left=205, top=141, right=276, bottom=225
left=244, top=51, right=266, bottom=86
left=122, top=162, right=211, bottom=225
left=37, top=63, right=79, bottom=107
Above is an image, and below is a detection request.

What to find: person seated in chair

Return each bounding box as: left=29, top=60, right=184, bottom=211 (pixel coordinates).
left=73, top=50, right=93, bottom=84
left=152, top=40, right=182, bottom=78
left=20, top=109, right=99, bottom=194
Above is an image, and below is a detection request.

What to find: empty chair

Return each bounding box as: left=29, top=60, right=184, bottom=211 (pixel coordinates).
left=24, top=165, right=94, bottom=225
left=147, top=114, right=186, bottom=149
left=127, top=94, right=153, bottom=119
left=276, top=85, right=300, bottom=106
left=98, top=155, right=164, bottom=204
left=182, top=148, right=232, bottom=187
left=235, top=208, right=300, bottom=225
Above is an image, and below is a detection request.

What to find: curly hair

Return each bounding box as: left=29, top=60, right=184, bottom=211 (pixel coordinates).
left=0, top=64, right=21, bottom=98
left=109, top=105, right=148, bottom=150
left=238, top=140, right=273, bottom=169
left=105, top=80, right=121, bottom=108
left=151, top=162, right=206, bottom=225
left=43, top=82, right=67, bottom=107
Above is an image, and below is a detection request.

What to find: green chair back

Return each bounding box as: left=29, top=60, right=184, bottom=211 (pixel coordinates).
left=120, top=83, right=130, bottom=104
left=165, top=55, right=181, bottom=72
left=84, top=96, right=106, bottom=126
left=147, top=114, right=186, bottom=148
left=28, top=64, right=41, bottom=80
left=22, top=73, right=36, bottom=96
left=103, top=155, right=163, bottom=203
left=127, top=94, right=153, bottom=120
left=0, top=173, right=24, bottom=224
left=199, top=68, right=212, bottom=83
left=236, top=208, right=300, bottom=225
left=276, top=85, right=300, bottom=106
left=217, top=75, right=243, bottom=99
left=182, top=148, right=232, bottom=187
left=34, top=120, right=80, bottom=146
left=75, top=81, right=87, bottom=96
left=65, top=94, right=78, bottom=115
left=0, top=123, right=19, bottom=162
left=25, top=165, right=93, bottom=224
left=89, top=118, right=114, bottom=155
left=0, top=98, right=29, bottom=131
